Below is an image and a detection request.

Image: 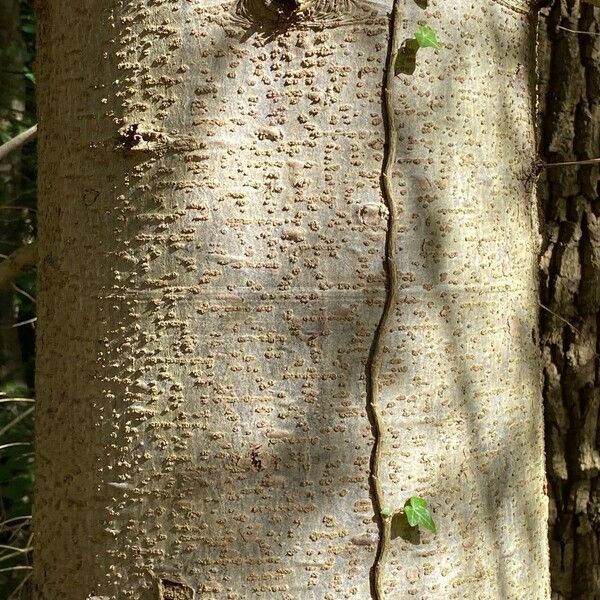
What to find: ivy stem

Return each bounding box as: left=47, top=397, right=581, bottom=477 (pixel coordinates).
left=367, top=1, right=403, bottom=598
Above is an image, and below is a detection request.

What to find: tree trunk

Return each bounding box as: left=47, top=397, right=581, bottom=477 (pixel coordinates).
left=34, top=0, right=550, bottom=598
left=538, top=2, right=600, bottom=598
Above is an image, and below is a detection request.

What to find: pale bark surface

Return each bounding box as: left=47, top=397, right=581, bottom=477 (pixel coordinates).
left=34, top=0, right=549, bottom=599
left=538, top=2, right=600, bottom=598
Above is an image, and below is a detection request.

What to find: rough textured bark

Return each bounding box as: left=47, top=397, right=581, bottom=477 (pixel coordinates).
left=34, top=0, right=549, bottom=598
left=538, top=2, right=600, bottom=598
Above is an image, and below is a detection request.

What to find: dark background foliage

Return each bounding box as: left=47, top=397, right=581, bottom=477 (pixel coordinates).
left=0, top=1, right=37, bottom=597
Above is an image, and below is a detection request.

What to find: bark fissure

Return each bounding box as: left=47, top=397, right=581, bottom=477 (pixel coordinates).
left=539, top=0, right=600, bottom=595
left=367, top=2, right=402, bottom=598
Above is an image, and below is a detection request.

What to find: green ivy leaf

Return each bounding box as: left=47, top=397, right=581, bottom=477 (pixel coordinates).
left=404, top=496, right=436, bottom=533
left=414, top=25, right=440, bottom=49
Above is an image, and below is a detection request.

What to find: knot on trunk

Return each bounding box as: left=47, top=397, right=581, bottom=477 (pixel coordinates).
left=232, top=0, right=381, bottom=36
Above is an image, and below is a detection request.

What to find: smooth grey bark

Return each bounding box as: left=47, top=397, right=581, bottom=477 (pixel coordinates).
left=34, top=0, right=549, bottom=598
left=538, top=2, right=600, bottom=598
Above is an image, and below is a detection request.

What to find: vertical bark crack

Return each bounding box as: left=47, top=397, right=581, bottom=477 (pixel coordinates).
left=366, top=2, right=402, bottom=598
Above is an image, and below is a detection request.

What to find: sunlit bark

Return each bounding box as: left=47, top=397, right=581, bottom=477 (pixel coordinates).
left=34, top=1, right=549, bottom=598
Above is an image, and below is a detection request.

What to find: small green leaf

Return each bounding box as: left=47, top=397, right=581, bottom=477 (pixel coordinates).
left=394, top=38, right=419, bottom=76
left=380, top=505, right=393, bottom=518
left=414, top=25, right=440, bottom=49
left=404, top=496, right=436, bottom=533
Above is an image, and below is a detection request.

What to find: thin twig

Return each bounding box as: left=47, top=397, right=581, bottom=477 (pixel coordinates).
left=0, top=242, right=37, bottom=289
left=539, top=302, right=580, bottom=334
left=7, top=571, right=31, bottom=600
left=0, top=551, right=29, bottom=564
left=0, top=443, right=31, bottom=451
left=0, top=516, right=31, bottom=528
left=0, top=544, right=32, bottom=554
left=0, top=516, right=31, bottom=525
left=12, top=284, right=36, bottom=304
left=0, top=407, right=34, bottom=439
left=0, top=399, right=34, bottom=404
left=0, top=566, right=32, bottom=573
left=542, top=157, right=600, bottom=167
left=11, top=317, right=36, bottom=328
left=8, top=571, right=32, bottom=600
left=0, top=126, right=37, bottom=163
left=557, top=24, right=600, bottom=36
